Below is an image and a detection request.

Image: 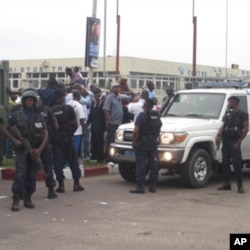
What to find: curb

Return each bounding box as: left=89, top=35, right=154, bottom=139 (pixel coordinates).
left=0, top=164, right=119, bottom=181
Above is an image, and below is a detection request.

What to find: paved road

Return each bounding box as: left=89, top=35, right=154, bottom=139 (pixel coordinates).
left=1, top=171, right=250, bottom=250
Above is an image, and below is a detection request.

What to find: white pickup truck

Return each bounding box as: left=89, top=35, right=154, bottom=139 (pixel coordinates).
left=110, top=84, right=250, bottom=188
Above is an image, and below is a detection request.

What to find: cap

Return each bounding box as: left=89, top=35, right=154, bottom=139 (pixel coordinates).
left=120, top=75, right=127, bottom=80
left=228, top=96, right=240, bottom=104
left=111, top=82, right=121, bottom=88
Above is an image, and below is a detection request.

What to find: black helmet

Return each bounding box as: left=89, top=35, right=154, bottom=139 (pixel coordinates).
left=21, top=88, right=38, bottom=106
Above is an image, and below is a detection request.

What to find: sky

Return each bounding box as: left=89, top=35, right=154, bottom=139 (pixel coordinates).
left=1, top=0, right=250, bottom=69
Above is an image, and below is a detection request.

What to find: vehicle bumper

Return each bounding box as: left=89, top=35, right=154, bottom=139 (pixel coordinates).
left=110, top=143, right=185, bottom=166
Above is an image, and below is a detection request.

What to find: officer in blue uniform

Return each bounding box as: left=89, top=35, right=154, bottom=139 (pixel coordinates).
left=3, top=89, right=48, bottom=211
left=37, top=102, right=59, bottom=199
left=216, top=96, right=249, bottom=193
left=51, top=88, right=84, bottom=193
left=130, top=98, right=162, bottom=194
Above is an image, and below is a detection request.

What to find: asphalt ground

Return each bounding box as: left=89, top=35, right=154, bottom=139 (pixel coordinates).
left=1, top=170, right=250, bottom=250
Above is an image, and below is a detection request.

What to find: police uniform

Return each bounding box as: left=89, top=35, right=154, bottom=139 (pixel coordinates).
left=131, top=107, right=162, bottom=193
left=220, top=108, right=248, bottom=191
left=0, top=118, right=4, bottom=165
left=51, top=94, right=84, bottom=193
left=217, top=96, right=248, bottom=193
left=4, top=89, right=48, bottom=211
left=37, top=104, right=57, bottom=198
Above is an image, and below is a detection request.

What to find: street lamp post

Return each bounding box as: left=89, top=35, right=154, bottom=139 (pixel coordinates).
left=225, top=0, right=228, bottom=79
left=192, top=0, right=197, bottom=78
left=116, top=0, right=120, bottom=78
left=103, top=0, right=107, bottom=78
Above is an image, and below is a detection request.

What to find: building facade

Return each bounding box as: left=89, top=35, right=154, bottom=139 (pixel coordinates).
left=9, top=56, right=250, bottom=102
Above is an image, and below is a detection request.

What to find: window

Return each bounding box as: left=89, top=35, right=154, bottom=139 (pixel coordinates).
left=99, top=79, right=105, bottom=88
left=131, top=79, right=137, bottom=89
left=139, top=80, right=144, bottom=88
left=13, top=80, right=19, bottom=88
left=236, top=96, right=247, bottom=113
left=41, top=73, right=48, bottom=78
left=156, top=81, right=161, bottom=90
left=57, top=73, right=65, bottom=78
left=49, top=73, right=56, bottom=78
left=165, top=93, right=225, bottom=119
left=12, top=73, right=20, bottom=78
left=163, top=81, right=168, bottom=89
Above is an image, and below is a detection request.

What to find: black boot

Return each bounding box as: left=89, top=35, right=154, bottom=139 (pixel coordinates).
left=47, top=188, right=58, bottom=199
left=238, top=185, right=245, bottom=194
left=217, top=182, right=231, bottom=191
left=56, top=181, right=65, bottom=193
left=73, top=179, right=84, bottom=192
left=24, top=193, right=35, bottom=209
left=130, top=184, right=145, bottom=194
left=148, top=182, right=157, bottom=193
left=19, top=192, right=25, bottom=200
left=11, top=193, right=20, bottom=212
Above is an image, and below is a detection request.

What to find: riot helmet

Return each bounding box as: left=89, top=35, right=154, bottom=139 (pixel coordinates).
left=21, top=88, right=38, bottom=107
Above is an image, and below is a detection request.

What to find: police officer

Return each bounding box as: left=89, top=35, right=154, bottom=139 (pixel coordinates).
left=216, top=96, right=249, bottom=193
left=3, top=88, right=48, bottom=211
left=51, top=88, right=84, bottom=193
left=130, top=98, right=162, bottom=194
left=37, top=101, right=59, bottom=199
left=0, top=117, right=4, bottom=166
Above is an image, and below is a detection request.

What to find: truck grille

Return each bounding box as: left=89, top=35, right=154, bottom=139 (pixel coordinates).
left=123, top=131, right=133, bottom=142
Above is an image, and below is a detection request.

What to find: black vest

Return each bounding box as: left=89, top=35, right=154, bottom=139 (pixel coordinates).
left=16, top=109, right=44, bottom=147
left=51, top=104, right=75, bottom=135
left=139, top=110, right=162, bottom=143
left=223, top=109, right=247, bottom=138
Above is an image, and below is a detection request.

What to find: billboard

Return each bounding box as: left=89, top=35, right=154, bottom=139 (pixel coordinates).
left=85, top=17, right=101, bottom=68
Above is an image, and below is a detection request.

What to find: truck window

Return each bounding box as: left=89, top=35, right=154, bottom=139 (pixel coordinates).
left=165, top=93, right=225, bottom=119
left=236, top=96, right=248, bottom=114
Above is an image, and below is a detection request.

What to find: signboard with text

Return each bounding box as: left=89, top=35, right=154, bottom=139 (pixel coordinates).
left=85, top=17, right=101, bottom=68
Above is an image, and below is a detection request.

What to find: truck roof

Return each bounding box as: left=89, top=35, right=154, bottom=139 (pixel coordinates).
left=178, top=88, right=250, bottom=95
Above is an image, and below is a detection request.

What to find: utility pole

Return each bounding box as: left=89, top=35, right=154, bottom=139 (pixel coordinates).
left=192, top=0, right=197, bottom=88
left=225, top=0, right=228, bottom=79
left=103, top=0, right=107, bottom=79
left=116, top=0, right=120, bottom=79
left=192, top=0, right=197, bottom=78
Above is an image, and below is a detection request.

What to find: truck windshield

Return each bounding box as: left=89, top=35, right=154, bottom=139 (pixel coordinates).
left=165, top=93, right=225, bottom=119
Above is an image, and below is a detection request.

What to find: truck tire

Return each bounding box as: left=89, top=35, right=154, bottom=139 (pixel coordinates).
left=118, top=163, right=136, bottom=182
left=180, top=148, right=211, bottom=188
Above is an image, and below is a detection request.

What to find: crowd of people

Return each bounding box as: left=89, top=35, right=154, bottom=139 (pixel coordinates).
left=0, top=68, right=248, bottom=212
left=1, top=69, right=161, bottom=211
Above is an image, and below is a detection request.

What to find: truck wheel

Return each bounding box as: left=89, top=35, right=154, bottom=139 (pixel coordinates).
left=118, top=163, right=136, bottom=182
left=180, top=148, right=211, bottom=188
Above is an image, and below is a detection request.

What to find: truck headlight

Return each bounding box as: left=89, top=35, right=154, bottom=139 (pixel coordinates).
left=160, top=133, right=174, bottom=144
left=160, top=132, right=187, bottom=144
left=110, top=147, right=115, bottom=157
left=116, top=129, right=124, bottom=141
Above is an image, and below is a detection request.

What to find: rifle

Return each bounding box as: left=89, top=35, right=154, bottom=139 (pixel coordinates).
left=11, top=125, right=44, bottom=170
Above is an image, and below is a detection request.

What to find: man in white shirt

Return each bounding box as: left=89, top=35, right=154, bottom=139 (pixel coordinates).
left=128, top=90, right=149, bottom=122
left=67, top=90, right=86, bottom=154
